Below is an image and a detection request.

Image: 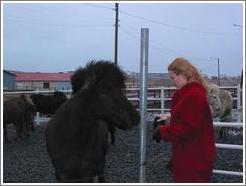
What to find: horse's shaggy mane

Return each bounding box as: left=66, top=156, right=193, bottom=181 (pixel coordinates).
left=71, top=60, right=126, bottom=94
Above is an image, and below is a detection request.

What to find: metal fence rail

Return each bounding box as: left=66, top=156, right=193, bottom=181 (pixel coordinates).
left=213, top=169, right=243, bottom=176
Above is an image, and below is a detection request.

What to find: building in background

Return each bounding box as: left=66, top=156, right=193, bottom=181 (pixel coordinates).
left=12, top=71, right=73, bottom=91
left=3, top=70, right=16, bottom=90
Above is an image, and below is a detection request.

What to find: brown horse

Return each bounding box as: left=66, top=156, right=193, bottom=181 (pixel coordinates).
left=3, top=94, right=36, bottom=142
left=208, top=83, right=233, bottom=138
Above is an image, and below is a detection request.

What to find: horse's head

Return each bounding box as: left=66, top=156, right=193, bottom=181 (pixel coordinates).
left=208, top=83, right=222, bottom=118
left=71, top=60, right=140, bottom=130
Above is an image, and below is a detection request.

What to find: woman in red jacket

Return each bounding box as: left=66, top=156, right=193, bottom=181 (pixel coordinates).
left=154, top=57, right=216, bottom=183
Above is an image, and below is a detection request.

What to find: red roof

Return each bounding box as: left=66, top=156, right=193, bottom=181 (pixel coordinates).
left=12, top=72, right=73, bottom=82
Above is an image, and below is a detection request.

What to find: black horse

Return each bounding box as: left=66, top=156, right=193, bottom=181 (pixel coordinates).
left=30, top=91, right=67, bottom=116
left=46, top=60, right=140, bottom=182
left=71, top=62, right=118, bottom=144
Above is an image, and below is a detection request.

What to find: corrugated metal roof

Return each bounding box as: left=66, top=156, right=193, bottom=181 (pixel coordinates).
left=12, top=71, right=73, bottom=82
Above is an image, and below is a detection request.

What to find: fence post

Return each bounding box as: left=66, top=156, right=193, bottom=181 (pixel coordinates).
left=35, top=89, right=40, bottom=126
left=139, top=28, right=149, bottom=183
left=160, top=86, right=164, bottom=114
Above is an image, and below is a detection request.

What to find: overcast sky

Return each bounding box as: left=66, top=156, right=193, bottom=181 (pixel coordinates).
left=2, top=1, right=244, bottom=77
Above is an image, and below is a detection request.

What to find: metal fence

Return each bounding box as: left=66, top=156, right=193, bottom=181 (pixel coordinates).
left=3, top=85, right=244, bottom=177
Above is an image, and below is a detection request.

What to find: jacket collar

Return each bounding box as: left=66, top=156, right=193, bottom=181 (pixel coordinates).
left=176, top=81, right=203, bottom=94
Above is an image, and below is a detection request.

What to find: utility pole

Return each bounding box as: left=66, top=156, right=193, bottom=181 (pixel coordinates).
left=114, top=3, right=119, bottom=65
left=210, top=57, right=221, bottom=86
left=240, top=69, right=243, bottom=88
left=217, top=58, right=220, bottom=86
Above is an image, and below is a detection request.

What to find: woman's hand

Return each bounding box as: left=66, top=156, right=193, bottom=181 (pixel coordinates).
left=157, top=113, right=171, bottom=122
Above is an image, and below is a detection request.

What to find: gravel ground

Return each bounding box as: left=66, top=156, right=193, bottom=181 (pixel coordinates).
left=3, top=117, right=243, bottom=183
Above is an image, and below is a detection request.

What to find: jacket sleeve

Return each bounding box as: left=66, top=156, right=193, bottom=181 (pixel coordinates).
left=159, top=94, right=207, bottom=142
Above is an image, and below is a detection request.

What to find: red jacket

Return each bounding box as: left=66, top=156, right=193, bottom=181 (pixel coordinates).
left=159, top=82, right=216, bottom=183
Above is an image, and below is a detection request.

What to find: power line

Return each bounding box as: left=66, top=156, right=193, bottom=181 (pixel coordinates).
left=121, top=25, right=183, bottom=56
left=5, top=17, right=112, bottom=28
left=120, top=10, right=238, bottom=36
left=78, top=4, right=238, bottom=36
left=120, top=25, right=211, bottom=62
left=120, top=26, right=139, bottom=40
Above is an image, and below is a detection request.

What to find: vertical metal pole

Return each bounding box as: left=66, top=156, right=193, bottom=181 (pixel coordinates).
left=139, top=28, right=149, bottom=183
left=114, top=3, right=119, bottom=65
